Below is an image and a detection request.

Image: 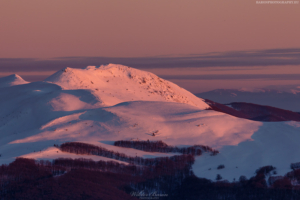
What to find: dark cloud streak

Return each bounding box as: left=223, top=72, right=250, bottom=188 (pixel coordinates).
left=1, top=48, right=300, bottom=83
left=160, top=74, right=300, bottom=81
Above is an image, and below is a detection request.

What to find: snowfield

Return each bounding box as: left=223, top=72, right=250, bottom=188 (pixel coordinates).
left=193, top=121, right=300, bottom=181
left=1, top=64, right=300, bottom=182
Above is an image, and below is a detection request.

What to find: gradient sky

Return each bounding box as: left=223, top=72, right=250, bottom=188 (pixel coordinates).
left=1, top=0, right=299, bottom=58
left=0, top=0, right=300, bottom=92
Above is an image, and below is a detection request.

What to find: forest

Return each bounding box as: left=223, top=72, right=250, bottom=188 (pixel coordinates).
left=1, top=142, right=300, bottom=199
left=114, top=140, right=219, bottom=156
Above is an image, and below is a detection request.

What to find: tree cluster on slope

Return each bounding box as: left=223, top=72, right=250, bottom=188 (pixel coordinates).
left=59, top=142, right=195, bottom=167
left=114, top=140, right=219, bottom=156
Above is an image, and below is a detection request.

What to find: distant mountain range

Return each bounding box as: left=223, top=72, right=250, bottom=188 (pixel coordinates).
left=196, top=88, right=300, bottom=112
left=206, top=99, right=300, bottom=122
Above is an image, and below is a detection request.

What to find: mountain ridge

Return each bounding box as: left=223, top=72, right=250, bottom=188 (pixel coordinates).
left=196, top=88, right=300, bottom=112
left=44, top=64, right=209, bottom=109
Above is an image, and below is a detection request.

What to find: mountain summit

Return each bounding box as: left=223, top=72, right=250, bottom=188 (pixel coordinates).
left=45, top=64, right=209, bottom=109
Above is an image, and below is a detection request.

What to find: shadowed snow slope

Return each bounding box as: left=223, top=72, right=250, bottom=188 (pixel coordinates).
left=0, top=64, right=300, bottom=182
left=0, top=74, right=29, bottom=88
left=193, top=121, right=300, bottom=181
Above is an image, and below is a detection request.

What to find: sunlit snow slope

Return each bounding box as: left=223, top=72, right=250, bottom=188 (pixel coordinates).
left=45, top=64, right=209, bottom=109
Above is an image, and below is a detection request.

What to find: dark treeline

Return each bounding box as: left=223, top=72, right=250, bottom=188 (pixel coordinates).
left=55, top=142, right=300, bottom=200
left=53, top=156, right=194, bottom=196
left=0, top=148, right=195, bottom=200
left=0, top=158, right=139, bottom=200
left=164, top=164, right=300, bottom=200
left=59, top=142, right=195, bottom=166
left=2, top=157, right=300, bottom=199
left=56, top=142, right=300, bottom=199
left=170, top=176, right=300, bottom=200
left=53, top=155, right=194, bottom=179
left=114, top=140, right=219, bottom=156
left=2, top=142, right=300, bottom=199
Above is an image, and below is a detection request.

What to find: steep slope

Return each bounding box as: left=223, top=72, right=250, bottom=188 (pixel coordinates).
left=205, top=99, right=250, bottom=119
left=0, top=74, right=29, bottom=88
left=45, top=64, right=209, bottom=109
left=205, top=99, right=300, bottom=122
left=196, top=88, right=300, bottom=112
left=228, top=102, right=300, bottom=122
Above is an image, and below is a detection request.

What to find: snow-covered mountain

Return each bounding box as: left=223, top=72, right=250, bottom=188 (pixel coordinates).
left=44, top=64, right=209, bottom=109
left=1, top=64, right=300, bottom=182
left=196, top=88, right=300, bottom=112
left=0, top=64, right=209, bottom=162
left=0, top=74, right=29, bottom=88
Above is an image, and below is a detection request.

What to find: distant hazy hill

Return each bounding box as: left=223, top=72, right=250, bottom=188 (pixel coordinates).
left=0, top=74, right=28, bottom=88
left=196, top=88, right=300, bottom=112
left=206, top=99, right=300, bottom=122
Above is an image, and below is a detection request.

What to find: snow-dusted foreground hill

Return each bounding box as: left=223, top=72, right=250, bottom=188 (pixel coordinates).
left=1, top=64, right=300, bottom=182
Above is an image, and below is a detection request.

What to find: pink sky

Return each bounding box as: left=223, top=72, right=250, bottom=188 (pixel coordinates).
left=0, top=1, right=300, bottom=93
left=0, top=0, right=299, bottom=58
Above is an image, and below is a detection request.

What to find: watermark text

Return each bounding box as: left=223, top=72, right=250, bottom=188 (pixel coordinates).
left=256, top=1, right=299, bottom=4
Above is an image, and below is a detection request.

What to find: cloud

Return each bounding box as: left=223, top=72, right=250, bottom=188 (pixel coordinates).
left=160, top=74, right=300, bottom=80
left=1, top=48, right=300, bottom=82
